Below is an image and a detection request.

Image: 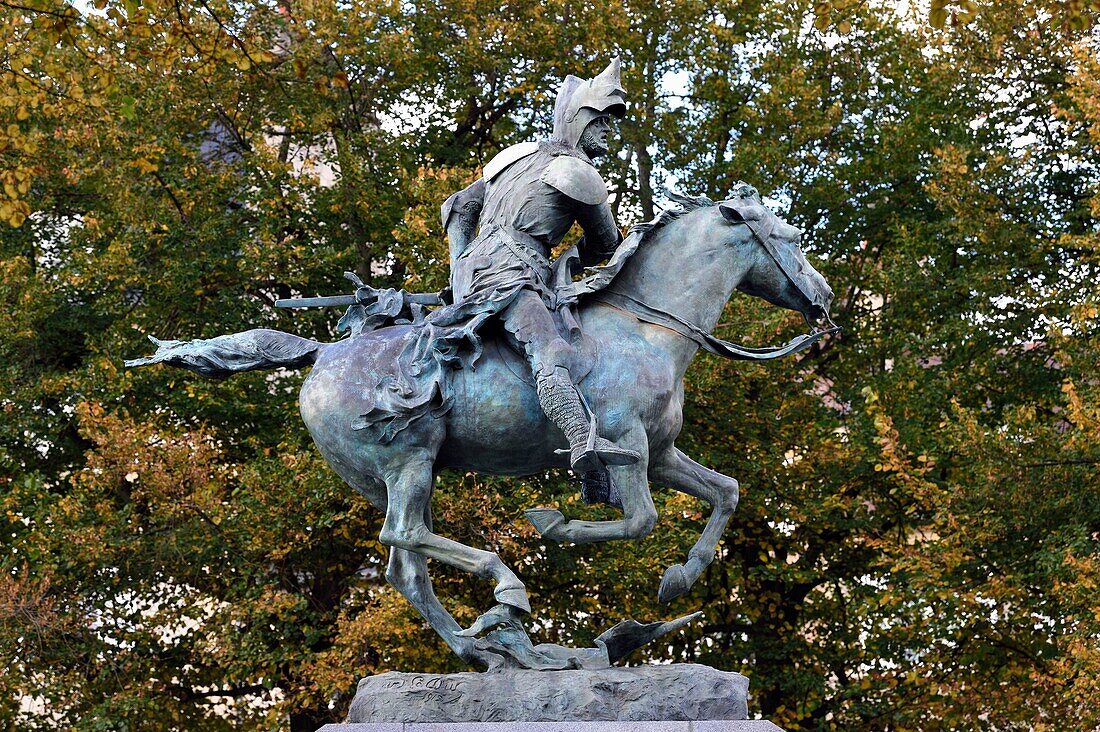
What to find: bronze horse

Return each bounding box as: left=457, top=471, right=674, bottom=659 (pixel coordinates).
left=129, top=188, right=835, bottom=668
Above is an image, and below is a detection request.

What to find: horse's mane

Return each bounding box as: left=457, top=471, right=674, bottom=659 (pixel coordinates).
left=627, top=189, right=716, bottom=241
left=569, top=185, right=753, bottom=303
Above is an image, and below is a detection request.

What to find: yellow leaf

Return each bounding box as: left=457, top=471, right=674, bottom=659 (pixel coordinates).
left=133, top=158, right=158, bottom=174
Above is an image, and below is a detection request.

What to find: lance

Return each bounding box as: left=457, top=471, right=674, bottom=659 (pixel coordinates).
left=275, top=291, right=443, bottom=309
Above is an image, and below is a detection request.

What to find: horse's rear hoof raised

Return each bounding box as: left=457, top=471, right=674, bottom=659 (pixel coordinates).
left=525, top=507, right=567, bottom=541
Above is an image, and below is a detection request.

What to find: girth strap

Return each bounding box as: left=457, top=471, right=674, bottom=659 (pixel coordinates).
left=591, top=289, right=838, bottom=362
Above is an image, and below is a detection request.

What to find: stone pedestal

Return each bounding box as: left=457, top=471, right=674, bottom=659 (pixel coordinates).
left=341, top=665, right=749, bottom=725
left=319, top=723, right=785, bottom=731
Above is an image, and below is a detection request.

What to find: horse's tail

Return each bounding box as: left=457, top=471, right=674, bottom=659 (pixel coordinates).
left=124, top=328, right=325, bottom=379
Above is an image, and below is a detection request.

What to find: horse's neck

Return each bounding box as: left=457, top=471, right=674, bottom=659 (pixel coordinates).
left=617, top=209, right=742, bottom=329
left=601, top=206, right=748, bottom=377
left=618, top=208, right=745, bottom=320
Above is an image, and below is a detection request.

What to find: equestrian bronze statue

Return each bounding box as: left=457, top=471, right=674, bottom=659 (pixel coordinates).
left=128, top=58, right=837, bottom=671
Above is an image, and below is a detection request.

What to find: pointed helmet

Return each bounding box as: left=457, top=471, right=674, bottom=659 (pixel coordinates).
left=551, top=57, right=627, bottom=149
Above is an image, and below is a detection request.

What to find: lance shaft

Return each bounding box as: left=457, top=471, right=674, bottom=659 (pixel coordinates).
left=275, top=290, right=443, bottom=309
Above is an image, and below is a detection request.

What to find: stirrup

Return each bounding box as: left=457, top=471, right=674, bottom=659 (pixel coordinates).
left=557, top=425, right=640, bottom=473
left=553, top=386, right=639, bottom=471
left=580, top=468, right=613, bottom=506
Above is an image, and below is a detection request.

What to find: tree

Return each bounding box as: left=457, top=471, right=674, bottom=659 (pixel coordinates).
left=2, top=0, right=1098, bottom=729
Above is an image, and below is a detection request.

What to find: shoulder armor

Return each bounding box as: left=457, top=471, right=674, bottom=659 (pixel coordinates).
left=483, top=141, right=540, bottom=182
left=540, top=155, right=608, bottom=205
left=441, top=178, right=485, bottom=228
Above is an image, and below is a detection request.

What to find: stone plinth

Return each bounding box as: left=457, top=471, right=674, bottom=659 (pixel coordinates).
left=343, top=665, right=748, bottom=724
left=318, top=723, right=784, bottom=731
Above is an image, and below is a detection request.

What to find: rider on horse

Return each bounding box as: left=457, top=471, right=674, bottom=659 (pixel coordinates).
left=435, top=58, right=639, bottom=476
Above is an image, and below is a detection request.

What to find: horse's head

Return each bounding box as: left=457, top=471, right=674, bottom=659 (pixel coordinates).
left=718, top=186, right=834, bottom=330
left=607, top=185, right=835, bottom=340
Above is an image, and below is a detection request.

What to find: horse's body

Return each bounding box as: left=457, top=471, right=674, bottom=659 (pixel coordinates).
left=130, top=191, right=835, bottom=668
left=302, top=302, right=682, bottom=480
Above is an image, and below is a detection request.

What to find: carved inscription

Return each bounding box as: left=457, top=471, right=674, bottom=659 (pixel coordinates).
left=347, top=666, right=751, bottom=723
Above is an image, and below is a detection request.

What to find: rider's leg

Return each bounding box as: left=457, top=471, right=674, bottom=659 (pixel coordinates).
left=501, top=290, right=639, bottom=473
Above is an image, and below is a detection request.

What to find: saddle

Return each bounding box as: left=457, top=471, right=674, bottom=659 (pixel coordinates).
left=488, top=245, right=598, bottom=386
left=339, top=247, right=613, bottom=505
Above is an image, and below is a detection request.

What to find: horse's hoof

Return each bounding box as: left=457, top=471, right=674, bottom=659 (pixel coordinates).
left=457, top=603, right=523, bottom=637
left=525, top=508, right=566, bottom=541
left=658, top=564, right=691, bottom=603
left=494, top=585, right=532, bottom=613
left=455, top=640, right=505, bottom=672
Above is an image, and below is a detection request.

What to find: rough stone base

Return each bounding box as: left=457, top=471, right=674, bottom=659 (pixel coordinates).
left=344, top=665, right=749, bottom=724
left=318, top=723, right=784, bottom=731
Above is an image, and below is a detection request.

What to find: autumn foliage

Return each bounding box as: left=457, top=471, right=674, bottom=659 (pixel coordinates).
left=2, top=0, right=1099, bottom=730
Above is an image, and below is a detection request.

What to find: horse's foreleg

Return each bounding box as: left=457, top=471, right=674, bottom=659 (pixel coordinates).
left=526, top=429, right=657, bottom=544
left=379, top=455, right=531, bottom=619
left=649, top=446, right=739, bottom=603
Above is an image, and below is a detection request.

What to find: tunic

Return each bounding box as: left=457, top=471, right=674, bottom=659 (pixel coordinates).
left=438, top=141, right=622, bottom=328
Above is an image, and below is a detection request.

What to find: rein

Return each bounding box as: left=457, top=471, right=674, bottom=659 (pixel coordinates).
left=559, top=187, right=838, bottom=361
left=591, top=288, right=837, bottom=362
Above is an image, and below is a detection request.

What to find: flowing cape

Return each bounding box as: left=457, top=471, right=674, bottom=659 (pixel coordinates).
left=351, top=227, right=646, bottom=442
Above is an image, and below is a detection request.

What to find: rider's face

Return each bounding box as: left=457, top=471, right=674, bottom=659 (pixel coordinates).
left=579, top=115, right=612, bottom=158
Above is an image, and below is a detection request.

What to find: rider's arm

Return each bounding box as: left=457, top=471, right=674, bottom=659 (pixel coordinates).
left=574, top=201, right=623, bottom=267
left=441, top=178, right=485, bottom=266
left=539, top=154, right=622, bottom=267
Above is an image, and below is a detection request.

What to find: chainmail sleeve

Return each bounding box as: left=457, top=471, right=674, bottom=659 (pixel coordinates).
left=574, top=199, right=623, bottom=267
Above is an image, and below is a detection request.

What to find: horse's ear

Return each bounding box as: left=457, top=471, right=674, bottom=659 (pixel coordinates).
left=719, top=202, right=747, bottom=224
left=720, top=201, right=765, bottom=225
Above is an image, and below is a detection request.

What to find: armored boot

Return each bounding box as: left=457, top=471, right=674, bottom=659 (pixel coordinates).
left=536, top=367, right=640, bottom=473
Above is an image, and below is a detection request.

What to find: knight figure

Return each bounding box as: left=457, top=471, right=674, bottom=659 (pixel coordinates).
left=433, top=57, right=639, bottom=477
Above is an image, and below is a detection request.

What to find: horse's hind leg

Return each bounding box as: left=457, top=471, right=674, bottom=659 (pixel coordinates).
left=649, top=446, right=740, bottom=603
left=386, top=548, right=497, bottom=668
left=379, top=454, right=531, bottom=626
